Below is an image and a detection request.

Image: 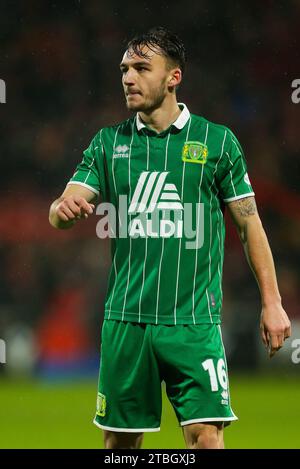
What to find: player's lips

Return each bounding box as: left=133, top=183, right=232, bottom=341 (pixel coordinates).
left=126, top=90, right=141, bottom=96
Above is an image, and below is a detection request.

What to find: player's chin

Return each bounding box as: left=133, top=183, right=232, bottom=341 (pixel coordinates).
left=125, top=95, right=145, bottom=111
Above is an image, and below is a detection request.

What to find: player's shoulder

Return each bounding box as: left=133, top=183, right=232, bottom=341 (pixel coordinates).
left=190, top=113, right=238, bottom=143
left=86, top=116, right=136, bottom=150
left=97, top=117, right=135, bottom=141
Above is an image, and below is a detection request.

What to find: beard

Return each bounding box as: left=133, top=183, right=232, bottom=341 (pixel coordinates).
left=125, top=80, right=167, bottom=113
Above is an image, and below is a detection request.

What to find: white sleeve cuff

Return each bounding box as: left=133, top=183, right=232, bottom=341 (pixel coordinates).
left=223, top=192, right=255, bottom=203
left=67, top=181, right=100, bottom=196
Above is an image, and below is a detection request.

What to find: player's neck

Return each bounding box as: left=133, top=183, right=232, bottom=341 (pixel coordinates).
left=138, top=97, right=181, bottom=133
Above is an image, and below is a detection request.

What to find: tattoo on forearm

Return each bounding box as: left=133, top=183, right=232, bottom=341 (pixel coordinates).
left=235, top=197, right=257, bottom=217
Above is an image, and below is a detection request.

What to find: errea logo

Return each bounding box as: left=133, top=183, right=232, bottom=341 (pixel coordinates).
left=113, top=145, right=129, bottom=158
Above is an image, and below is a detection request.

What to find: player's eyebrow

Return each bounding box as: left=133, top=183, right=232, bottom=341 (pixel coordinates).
left=120, top=60, right=152, bottom=70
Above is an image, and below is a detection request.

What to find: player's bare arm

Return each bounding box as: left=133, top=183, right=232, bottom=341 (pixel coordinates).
left=49, top=184, right=96, bottom=230
left=227, top=196, right=291, bottom=357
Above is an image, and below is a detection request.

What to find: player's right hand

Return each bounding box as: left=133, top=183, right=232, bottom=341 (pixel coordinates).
left=55, top=195, right=95, bottom=222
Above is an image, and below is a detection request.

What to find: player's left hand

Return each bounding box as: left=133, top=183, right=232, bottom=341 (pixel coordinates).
left=260, top=304, right=291, bottom=358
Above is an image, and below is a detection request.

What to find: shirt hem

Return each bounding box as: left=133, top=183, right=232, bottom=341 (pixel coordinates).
left=104, top=310, right=221, bottom=325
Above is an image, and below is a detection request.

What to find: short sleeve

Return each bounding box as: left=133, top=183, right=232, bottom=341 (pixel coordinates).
left=217, top=130, right=255, bottom=202
left=67, top=131, right=102, bottom=196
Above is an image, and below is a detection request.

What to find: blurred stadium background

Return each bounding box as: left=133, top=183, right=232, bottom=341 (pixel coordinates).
left=0, top=0, right=299, bottom=448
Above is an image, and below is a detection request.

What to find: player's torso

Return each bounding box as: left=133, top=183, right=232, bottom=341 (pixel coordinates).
left=101, top=115, right=225, bottom=212
left=99, top=113, right=227, bottom=324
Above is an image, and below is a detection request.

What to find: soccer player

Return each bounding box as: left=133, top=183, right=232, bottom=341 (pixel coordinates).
left=49, top=27, right=291, bottom=449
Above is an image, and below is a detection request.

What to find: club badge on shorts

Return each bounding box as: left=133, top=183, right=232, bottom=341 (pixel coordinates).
left=96, top=392, right=107, bottom=417
left=182, top=141, right=208, bottom=164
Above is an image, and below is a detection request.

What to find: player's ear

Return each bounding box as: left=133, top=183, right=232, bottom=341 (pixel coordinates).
left=168, top=68, right=182, bottom=89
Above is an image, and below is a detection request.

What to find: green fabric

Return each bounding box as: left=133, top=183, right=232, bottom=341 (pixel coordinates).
left=69, top=104, right=254, bottom=325
left=94, top=320, right=237, bottom=430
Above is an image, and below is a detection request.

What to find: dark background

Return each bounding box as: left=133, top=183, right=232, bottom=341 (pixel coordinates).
left=0, top=0, right=299, bottom=375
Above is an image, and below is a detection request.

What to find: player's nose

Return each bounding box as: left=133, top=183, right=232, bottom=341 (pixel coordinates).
left=123, top=68, right=136, bottom=86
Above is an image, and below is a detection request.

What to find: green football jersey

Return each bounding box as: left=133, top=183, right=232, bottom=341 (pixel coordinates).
left=68, top=103, right=254, bottom=325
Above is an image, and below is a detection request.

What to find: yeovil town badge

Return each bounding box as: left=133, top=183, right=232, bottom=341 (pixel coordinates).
left=182, top=141, right=208, bottom=164
left=96, top=392, right=106, bottom=417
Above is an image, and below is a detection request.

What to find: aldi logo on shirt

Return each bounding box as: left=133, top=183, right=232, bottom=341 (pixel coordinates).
left=128, top=171, right=184, bottom=239
left=128, top=171, right=183, bottom=214
left=96, top=170, right=205, bottom=248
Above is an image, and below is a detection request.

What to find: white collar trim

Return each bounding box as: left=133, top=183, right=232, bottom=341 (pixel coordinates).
left=136, top=103, right=190, bottom=131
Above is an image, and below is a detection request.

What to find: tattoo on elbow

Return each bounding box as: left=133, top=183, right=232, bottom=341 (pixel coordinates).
left=236, top=197, right=257, bottom=217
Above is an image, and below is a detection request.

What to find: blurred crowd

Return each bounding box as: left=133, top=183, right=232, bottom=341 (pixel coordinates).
left=0, top=0, right=299, bottom=373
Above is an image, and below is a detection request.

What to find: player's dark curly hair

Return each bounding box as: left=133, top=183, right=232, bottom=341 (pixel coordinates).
left=126, top=27, right=187, bottom=75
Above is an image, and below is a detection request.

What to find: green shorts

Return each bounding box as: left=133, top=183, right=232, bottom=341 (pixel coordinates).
left=93, top=320, right=237, bottom=432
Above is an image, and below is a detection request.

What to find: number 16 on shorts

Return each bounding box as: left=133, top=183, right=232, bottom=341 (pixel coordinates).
left=202, top=358, right=229, bottom=404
